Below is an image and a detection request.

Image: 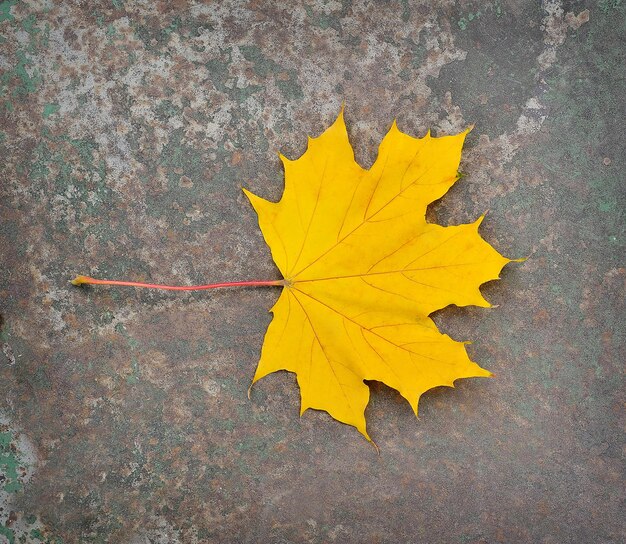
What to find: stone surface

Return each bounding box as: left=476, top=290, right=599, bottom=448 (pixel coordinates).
left=1, top=1, right=624, bottom=543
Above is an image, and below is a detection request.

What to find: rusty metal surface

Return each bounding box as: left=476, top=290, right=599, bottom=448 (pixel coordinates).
left=1, top=1, right=624, bottom=542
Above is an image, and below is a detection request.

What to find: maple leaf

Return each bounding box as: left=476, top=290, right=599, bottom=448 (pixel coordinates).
left=72, top=109, right=516, bottom=444
left=243, top=110, right=513, bottom=441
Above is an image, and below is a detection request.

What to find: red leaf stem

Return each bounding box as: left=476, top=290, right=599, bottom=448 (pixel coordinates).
left=70, top=275, right=284, bottom=290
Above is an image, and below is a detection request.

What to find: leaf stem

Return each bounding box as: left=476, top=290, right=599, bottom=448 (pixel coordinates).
left=70, top=275, right=284, bottom=291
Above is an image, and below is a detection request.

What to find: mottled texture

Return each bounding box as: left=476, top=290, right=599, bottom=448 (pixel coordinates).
left=0, top=1, right=624, bottom=543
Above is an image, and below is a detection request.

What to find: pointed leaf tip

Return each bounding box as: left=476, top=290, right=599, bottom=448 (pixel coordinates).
left=474, top=213, right=487, bottom=228
left=242, top=186, right=258, bottom=201
left=278, top=151, right=292, bottom=165
left=332, top=106, right=347, bottom=130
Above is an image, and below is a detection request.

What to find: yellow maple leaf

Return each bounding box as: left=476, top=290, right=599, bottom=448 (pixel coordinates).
left=244, top=110, right=513, bottom=441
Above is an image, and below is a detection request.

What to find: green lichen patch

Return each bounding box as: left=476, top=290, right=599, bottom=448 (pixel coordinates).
left=42, top=103, right=60, bottom=118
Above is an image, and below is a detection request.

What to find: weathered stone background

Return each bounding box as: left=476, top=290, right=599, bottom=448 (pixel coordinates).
left=1, top=0, right=624, bottom=542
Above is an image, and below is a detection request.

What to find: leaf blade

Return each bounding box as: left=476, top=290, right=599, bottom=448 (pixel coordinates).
left=246, top=111, right=510, bottom=440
